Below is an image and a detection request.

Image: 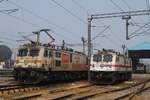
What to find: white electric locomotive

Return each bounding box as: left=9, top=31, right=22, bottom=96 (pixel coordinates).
left=14, top=44, right=88, bottom=83
left=89, top=49, right=132, bottom=84
left=14, top=29, right=88, bottom=83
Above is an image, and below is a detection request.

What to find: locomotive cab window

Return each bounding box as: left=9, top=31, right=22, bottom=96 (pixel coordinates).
left=29, top=48, right=39, bottom=57
left=93, top=54, right=102, bottom=62
left=103, top=54, right=113, bottom=62
left=17, top=48, right=28, bottom=57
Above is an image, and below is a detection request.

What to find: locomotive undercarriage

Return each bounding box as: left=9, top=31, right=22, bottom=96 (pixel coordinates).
left=14, top=68, right=87, bottom=84
left=89, top=71, right=132, bottom=84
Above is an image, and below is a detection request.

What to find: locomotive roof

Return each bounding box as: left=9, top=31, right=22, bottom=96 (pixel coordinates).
left=18, top=43, right=86, bottom=56
left=95, top=49, right=128, bottom=57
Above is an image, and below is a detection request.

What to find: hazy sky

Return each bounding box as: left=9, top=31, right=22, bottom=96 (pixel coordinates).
left=0, top=0, right=150, bottom=55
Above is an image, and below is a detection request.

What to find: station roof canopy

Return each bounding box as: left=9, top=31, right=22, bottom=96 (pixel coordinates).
left=128, top=42, right=150, bottom=50
left=128, top=42, right=150, bottom=58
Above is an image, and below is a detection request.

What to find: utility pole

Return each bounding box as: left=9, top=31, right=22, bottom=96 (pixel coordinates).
left=87, top=17, right=92, bottom=60
left=87, top=17, right=92, bottom=81
left=122, top=16, right=131, bottom=40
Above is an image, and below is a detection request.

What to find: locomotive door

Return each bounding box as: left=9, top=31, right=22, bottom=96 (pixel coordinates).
left=44, top=48, right=53, bottom=71
left=54, top=51, right=62, bottom=70
left=48, top=49, right=53, bottom=71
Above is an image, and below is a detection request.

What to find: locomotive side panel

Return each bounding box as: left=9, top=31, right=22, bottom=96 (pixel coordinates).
left=71, top=54, right=87, bottom=71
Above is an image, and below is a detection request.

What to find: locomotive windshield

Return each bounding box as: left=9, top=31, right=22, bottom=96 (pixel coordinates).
left=93, top=54, right=102, bottom=62
left=103, top=54, right=113, bottom=62
left=17, top=48, right=28, bottom=57
left=29, top=48, right=40, bottom=57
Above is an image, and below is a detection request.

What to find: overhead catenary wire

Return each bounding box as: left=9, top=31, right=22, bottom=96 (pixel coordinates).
left=92, top=26, right=110, bottom=41
left=104, top=36, right=122, bottom=47
left=71, top=0, right=119, bottom=51
left=121, top=0, right=148, bottom=28
left=130, top=27, right=150, bottom=38
left=50, top=0, right=87, bottom=24
left=0, top=36, right=18, bottom=42
left=146, top=0, right=150, bottom=10
left=110, top=0, right=150, bottom=39
left=7, top=0, right=79, bottom=42
left=0, top=0, right=4, bottom=3
left=108, top=27, right=123, bottom=45
left=110, top=0, right=136, bottom=23
left=110, top=0, right=124, bottom=12
left=0, top=40, right=16, bottom=45
left=71, top=0, right=89, bottom=15
left=5, top=0, right=78, bottom=40
left=122, top=0, right=133, bottom=10
left=129, top=21, right=150, bottom=37
left=1, top=11, right=43, bottom=28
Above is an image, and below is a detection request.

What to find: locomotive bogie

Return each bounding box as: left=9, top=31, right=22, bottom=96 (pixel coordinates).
left=89, top=71, right=132, bottom=84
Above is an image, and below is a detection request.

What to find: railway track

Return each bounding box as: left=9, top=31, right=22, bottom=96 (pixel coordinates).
left=0, top=80, right=90, bottom=100
left=0, top=83, right=41, bottom=100
left=0, top=77, right=149, bottom=100
left=36, top=79, right=150, bottom=100
left=114, top=82, right=150, bottom=100
left=89, top=79, right=150, bottom=100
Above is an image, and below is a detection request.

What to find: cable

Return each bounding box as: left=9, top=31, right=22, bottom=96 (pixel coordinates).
left=129, top=21, right=150, bottom=37
left=122, top=0, right=150, bottom=36
left=146, top=0, right=150, bottom=10
left=50, top=0, right=86, bottom=24
left=0, top=0, right=4, bottom=3
left=108, top=27, right=123, bottom=44
left=1, top=11, right=43, bottom=28
left=0, top=36, right=17, bottom=42
left=7, top=0, right=80, bottom=42
left=110, top=0, right=150, bottom=40
left=130, top=26, right=150, bottom=38
left=71, top=0, right=89, bottom=14
left=110, top=0, right=137, bottom=25
left=0, top=2, right=43, bottom=28
left=104, top=36, right=122, bottom=47
left=0, top=40, right=16, bottom=45
left=110, top=0, right=124, bottom=12
left=122, top=0, right=133, bottom=10
left=92, top=26, right=110, bottom=41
